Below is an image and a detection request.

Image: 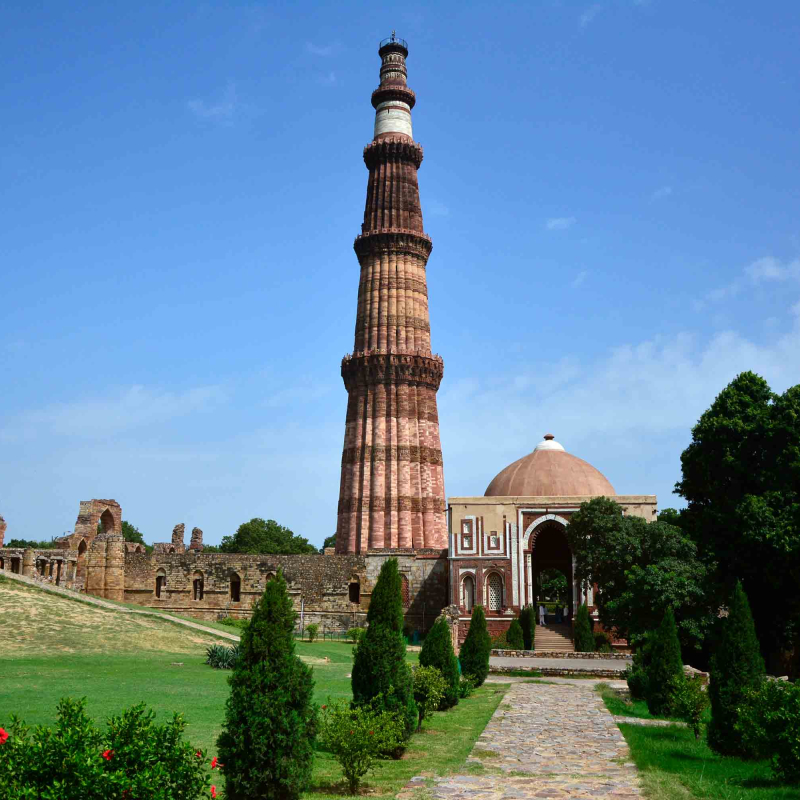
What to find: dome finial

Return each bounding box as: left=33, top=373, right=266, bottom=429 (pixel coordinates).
left=544, top=433, right=554, bottom=440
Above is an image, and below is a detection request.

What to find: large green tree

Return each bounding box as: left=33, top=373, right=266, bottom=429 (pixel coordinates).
left=676, top=372, right=800, bottom=675
left=220, top=518, right=317, bottom=555
left=319, top=534, right=337, bottom=553
left=565, top=497, right=710, bottom=651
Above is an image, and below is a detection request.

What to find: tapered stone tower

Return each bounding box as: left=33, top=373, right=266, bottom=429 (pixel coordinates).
left=336, top=35, right=447, bottom=554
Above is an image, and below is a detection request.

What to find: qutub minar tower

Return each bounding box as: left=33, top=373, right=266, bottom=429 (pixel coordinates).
left=336, top=35, right=447, bottom=554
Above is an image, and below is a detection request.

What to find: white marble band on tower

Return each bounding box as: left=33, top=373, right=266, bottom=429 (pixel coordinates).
left=374, top=101, right=413, bottom=137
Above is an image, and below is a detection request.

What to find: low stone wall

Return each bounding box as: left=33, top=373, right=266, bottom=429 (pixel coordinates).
left=490, top=665, right=626, bottom=678
left=491, top=649, right=632, bottom=660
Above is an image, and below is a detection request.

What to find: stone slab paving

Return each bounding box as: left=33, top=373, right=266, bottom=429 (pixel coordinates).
left=399, top=682, right=640, bottom=800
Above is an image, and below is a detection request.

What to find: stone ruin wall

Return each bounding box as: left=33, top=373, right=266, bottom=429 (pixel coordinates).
left=0, top=498, right=450, bottom=634
left=121, top=547, right=448, bottom=633
left=0, top=499, right=123, bottom=592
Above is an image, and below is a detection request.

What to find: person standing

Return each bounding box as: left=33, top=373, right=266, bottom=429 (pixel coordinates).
left=563, top=604, right=569, bottom=622
left=538, top=604, right=546, bottom=626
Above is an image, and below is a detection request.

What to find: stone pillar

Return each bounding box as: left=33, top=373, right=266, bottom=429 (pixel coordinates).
left=171, top=523, right=185, bottom=553
left=0, top=515, right=6, bottom=548
left=188, top=527, right=204, bottom=551
left=439, top=604, right=461, bottom=654
left=22, top=549, right=35, bottom=577
left=85, top=536, right=107, bottom=597
left=104, top=534, right=125, bottom=602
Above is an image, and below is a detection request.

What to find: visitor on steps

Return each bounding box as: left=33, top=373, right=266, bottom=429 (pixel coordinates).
left=555, top=606, right=563, bottom=623
left=563, top=604, right=569, bottom=622
left=538, top=604, right=546, bottom=626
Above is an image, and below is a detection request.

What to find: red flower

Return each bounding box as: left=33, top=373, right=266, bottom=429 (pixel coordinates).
left=211, top=756, right=223, bottom=769
left=369, top=731, right=374, bottom=736
left=321, top=705, right=327, bottom=710
left=0, top=728, right=8, bottom=745
left=211, top=787, right=217, bottom=799
left=102, top=749, right=114, bottom=761
left=196, top=750, right=203, bottom=760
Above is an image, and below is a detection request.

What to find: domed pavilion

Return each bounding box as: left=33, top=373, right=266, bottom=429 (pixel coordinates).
left=447, top=434, right=656, bottom=645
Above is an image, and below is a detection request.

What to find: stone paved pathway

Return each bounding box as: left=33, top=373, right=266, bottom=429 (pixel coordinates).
left=400, top=682, right=640, bottom=800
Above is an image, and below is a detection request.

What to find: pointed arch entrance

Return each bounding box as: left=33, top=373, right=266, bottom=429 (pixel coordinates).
left=528, top=520, right=573, bottom=623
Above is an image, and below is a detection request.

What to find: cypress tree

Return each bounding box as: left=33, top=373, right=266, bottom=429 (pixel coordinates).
left=419, top=616, right=459, bottom=709
left=519, top=606, right=535, bottom=650
left=573, top=603, right=595, bottom=652
left=351, top=559, right=417, bottom=739
left=217, top=569, right=317, bottom=800
left=708, top=581, right=766, bottom=756
left=506, top=618, right=524, bottom=650
left=459, top=605, right=491, bottom=686
left=646, top=607, right=684, bottom=716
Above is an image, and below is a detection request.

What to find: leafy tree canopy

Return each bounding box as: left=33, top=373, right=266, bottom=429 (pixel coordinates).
left=220, top=518, right=317, bottom=555
left=538, top=568, right=568, bottom=601
left=565, top=497, right=710, bottom=650
left=4, top=538, right=57, bottom=549
left=675, top=372, right=800, bottom=673
left=121, top=521, right=144, bottom=545
left=320, top=534, right=337, bottom=553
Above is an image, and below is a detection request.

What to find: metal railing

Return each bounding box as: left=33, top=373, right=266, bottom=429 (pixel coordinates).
left=380, top=35, right=407, bottom=50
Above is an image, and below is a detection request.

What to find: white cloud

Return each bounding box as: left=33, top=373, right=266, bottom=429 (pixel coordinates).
left=305, top=41, right=338, bottom=56
left=1, top=385, right=226, bottom=441
left=571, top=270, right=589, bottom=288
left=651, top=185, right=673, bottom=201
left=745, top=256, right=800, bottom=283
left=317, top=71, right=337, bottom=87
left=579, top=4, right=603, bottom=28
left=546, top=217, right=576, bottom=231
left=697, top=256, right=800, bottom=309
left=186, top=82, right=238, bottom=125
left=439, top=309, right=800, bottom=501
left=427, top=199, right=450, bottom=218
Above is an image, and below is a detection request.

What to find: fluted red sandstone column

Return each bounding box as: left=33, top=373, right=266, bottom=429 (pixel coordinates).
left=336, top=35, right=447, bottom=553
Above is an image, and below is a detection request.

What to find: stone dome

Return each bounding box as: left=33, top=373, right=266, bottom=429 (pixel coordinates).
left=484, top=434, right=616, bottom=497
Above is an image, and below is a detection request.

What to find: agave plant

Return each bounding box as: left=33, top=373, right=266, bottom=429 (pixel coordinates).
left=206, top=643, right=240, bottom=669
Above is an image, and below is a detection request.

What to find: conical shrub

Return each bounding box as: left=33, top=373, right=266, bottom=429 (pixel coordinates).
left=459, top=605, right=491, bottom=686
left=573, top=603, right=594, bottom=652
left=519, top=606, right=535, bottom=650
left=708, top=581, right=766, bottom=756
left=351, top=559, right=417, bottom=740
left=419, top=616, right=459, bottom=709
left=646, top=607, right=684, bottom=716
left=217, top=569, right=317, bottom=800
left=506, top=619, right=524, bottom=650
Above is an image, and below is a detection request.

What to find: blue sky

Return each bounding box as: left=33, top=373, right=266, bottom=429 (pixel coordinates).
left=2, top=1, right=799, bottom=546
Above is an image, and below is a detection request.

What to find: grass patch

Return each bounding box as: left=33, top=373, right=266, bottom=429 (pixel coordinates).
left=0, top=575, right=496, bottom=798
left=620, top=723, right=800, bottom=800
left=596, top=683, right=707, bottom=724
left=310, top=685, right=506, bottom=798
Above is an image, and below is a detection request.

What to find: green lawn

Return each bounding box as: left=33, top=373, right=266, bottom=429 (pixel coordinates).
left=596, top=682, right=692, bottom=722
left=0, top=574, right=505, bottom=798
left=621, top=724, right=800, bottom=800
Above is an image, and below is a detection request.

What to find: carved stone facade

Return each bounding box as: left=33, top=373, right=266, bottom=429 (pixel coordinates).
left=448, top=495, right=657, bottom=644
left=336, top=36, right=447, bottom=554
left=0, top=515, right=6, bottom=548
